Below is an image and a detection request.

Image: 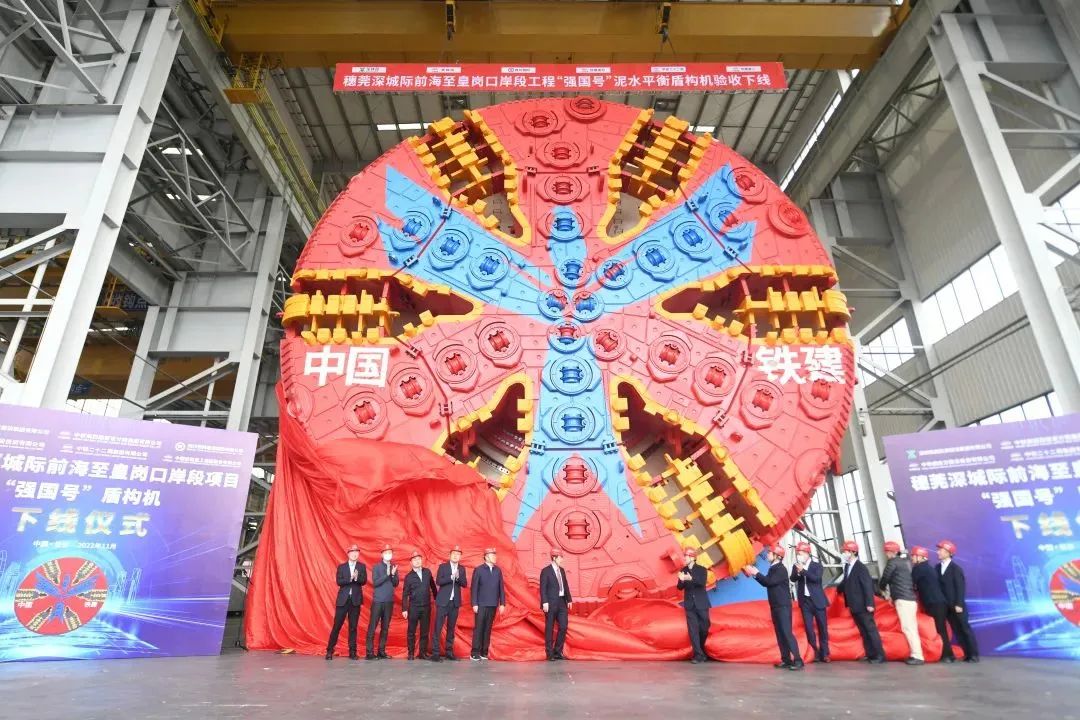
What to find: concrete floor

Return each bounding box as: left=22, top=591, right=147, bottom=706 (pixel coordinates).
left=2, top=648, right=1078, bottom=720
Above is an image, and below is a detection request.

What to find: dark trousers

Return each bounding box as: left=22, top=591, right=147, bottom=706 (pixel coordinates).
left=406, top=604, right=432, bottom=657
left=770, top=605, right=801, bottom=664
left=366, top=600, right=393, bottom=655
left=798, top=601, right=829, bottom=659
left=851, top=610, right=884, bottom=660
left=433, top=604, right=459, bottom=658
left=544, top=601, right=569, bottom=657
left=946, top=606, right=980, bottom=659
left=925, top=603, right=953, bottom=659
left=685, top=605, right=711, bottom=660
left=471, top=606, right=497, bottom=657
left=326, top=601, right=360, bottom=655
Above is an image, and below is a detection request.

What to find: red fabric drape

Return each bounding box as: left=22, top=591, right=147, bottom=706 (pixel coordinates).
left=245, top=385, right=946, bottom=661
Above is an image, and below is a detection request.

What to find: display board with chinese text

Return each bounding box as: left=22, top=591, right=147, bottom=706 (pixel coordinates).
left=0, top=405, right=255, bottom=661
left=885, top=415, right=1080, bottom=660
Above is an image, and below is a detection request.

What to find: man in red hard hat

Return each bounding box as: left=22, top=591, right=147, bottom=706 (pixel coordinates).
left=838, top=539, right=885, bottom=663
left=326, top=543, right=366, bottom=660
left=539, top=548, right=573, bottom=660
left=401, top=549, right=437, bottom=660
left=744, top=543, right=803, bottom=670
left=937, top=540, right=979, bottom=663
left=910, top=545, right=954, bottom=662
left=431, top=545, right=467, bottom=662
left=878, top=540, right=923, bottom=665
left=677, top=547, right=711, bottom=664
left=790, top=541, right=830, bottom=662
left=366, top=543, right=398, bottom=659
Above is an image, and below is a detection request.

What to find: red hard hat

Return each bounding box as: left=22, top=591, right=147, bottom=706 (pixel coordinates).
left=450, top=545, right=462, bottom=554
left=410, top=549, right=422, bottom=560
left=937, top=540, right=957, bottom=555
left=346, top=544, right=360, bottom=553
left=484, top=547, right=497, bottom=555
left=771, top=543, right=786, bottom=558
left=795, top=542, right=811, bottom=554
left=381, top=544, right=392, bottom=552
left=883, top=540, right=901, bottom=554
left=841, top=540, right=860, bottom=554
left=911, top=546, right=929, bottom=559
left=550, top=548, right=562, bottom=558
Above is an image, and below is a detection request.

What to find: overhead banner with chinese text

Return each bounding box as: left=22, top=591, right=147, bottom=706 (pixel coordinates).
left=333, top=63, right=787, bottom=94
left=0, top=405, right=255, bottom=661
left=885, top=415, right=1080, bottom=660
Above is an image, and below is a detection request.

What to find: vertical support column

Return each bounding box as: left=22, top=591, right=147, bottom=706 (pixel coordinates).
left=13, top=7, right=182, bottom=408
left=228, top=196, right=286, bottom=431
left=930, top=12, right=1080, bottom=412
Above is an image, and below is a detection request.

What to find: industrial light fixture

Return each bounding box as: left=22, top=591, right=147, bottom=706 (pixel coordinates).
left=653, top=97, right=679, bottom=113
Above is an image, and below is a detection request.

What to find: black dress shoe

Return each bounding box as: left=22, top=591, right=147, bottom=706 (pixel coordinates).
left=430, top=655, right=442, bottom=662
left=546, top=656, right=555, bottom=661
left=325, top=652, right=333, bottom=660
left=553, top=653, right=565, bottom=660
left=774, top=662, right=792, bottom=669
left=789, top=662, right=805, bottom=671
left=445, top=655, right=458, bottom=661
left=868, top=657, right=886, bottom=664
left=349, top=653, right=359, bottom=660
left=964, top=656, right=980, bottom=663
left=822, top=657, right=831, bottom=663
left=905, top=658, right=925, bottom=666
left=378, top=652, right=389, bottom=659
left=690, top=657, right=704, bottom=664
left=365, top=654, right=377, bottom=660
left=941, top=656, right=956, bottom=663
left=407, top=654, right=414, bottom=661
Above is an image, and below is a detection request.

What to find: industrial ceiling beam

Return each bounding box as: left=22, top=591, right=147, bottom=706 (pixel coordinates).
left=206, top=0, right=909, bottom=70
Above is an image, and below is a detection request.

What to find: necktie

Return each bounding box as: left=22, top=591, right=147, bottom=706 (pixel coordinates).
left=556, top=566, right=563, bottom=595
left=844, top=563, right=851, bottom=580
left=450, top=565, right=456, bottom=600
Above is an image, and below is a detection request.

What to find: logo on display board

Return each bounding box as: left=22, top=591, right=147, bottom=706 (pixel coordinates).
left=1051, top=559, right=1080, bottom=628
left=14, top=558, right=108, bottom=635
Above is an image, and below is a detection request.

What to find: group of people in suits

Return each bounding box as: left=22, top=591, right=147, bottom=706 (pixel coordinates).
left=326, top=544, right=572, bottom=661
left=326, top=536, right=979, bottom=666
left=737, top=538, right=979, bottom=669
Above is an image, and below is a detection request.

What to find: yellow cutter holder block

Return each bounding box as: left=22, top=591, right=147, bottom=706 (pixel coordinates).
left=610, top=376, right=777, bottom=576
left=600, top=111, right=711, bottom=244
left=410, top=112, right=531, bottom=247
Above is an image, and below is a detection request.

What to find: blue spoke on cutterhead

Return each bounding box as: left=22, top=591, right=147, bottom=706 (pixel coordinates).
left=377, top=163, right=756, bottom=538
left=379, top=167, right=551, bottom=315
left=512, top=334, right=638, bottom=540
left=590, top=163, right=755, bottom=311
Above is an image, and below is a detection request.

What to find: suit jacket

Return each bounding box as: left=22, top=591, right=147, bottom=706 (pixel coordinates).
left=911, top=561, right=946, bottom=606
left=754, top=561, right=793, bottom=608
left=335, top=561, right=367, bottom=607
left=677, top=563, right=710, bottom=610
left=435, top=561, right=468, bottom=608
left=790, top=560, right=829, bottom=610
left=838, top=559, right=875, bottom=613
left=471, top=563, right=506, bottom=607
left=370, top=560, right=399, bottom=604
left=402, top=567, right=437, bottom=612
left=539, top=564, right=572, bottom=608
left=937, top=561, right=968, bottom=608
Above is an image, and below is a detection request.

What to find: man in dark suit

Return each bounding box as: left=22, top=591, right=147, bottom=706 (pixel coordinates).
left=431, top=544, right=467, bottom=662
left=326, top=543, right=366, bottom=660
left=677, top=547, right=711, bottom=664
left=937, top=539, right=979, bottom=663
left=790, top=541, right=830, bottom=662
left=470, top=547, right=505, bottom=660
left=366, top=543, right=398, bottom=659
left=745, top=543, right=803, bottom=670
left=401, top=549, right=437, bottom=660
left=911, top=545, right=954, bottom=662
left=837, top=539, right=885, bottom=664
left=539, top=548, right=573, bottom=660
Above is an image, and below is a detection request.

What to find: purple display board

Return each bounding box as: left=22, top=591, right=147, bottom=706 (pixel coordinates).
left=0, top=405, right=255, bottom=661
left=885, top=415, right=1080, bottom=660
